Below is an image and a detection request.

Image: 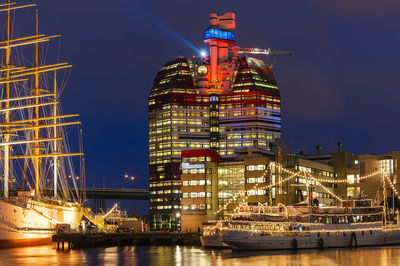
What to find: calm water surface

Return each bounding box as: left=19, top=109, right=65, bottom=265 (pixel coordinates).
left=1, top=245, right=400, bottom=266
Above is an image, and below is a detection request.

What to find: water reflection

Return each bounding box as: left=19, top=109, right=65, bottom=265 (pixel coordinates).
left=0, top=245, right=400, bottom=266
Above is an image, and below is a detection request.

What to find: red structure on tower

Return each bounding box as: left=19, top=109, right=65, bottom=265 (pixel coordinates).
left=203, top=12, right=236, bottom=93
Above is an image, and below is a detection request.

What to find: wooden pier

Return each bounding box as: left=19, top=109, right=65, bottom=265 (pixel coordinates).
left=52, top=232, right=201, bottom=250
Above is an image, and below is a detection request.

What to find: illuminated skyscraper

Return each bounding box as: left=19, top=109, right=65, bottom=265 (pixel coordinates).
left=149, top=12, right=282, bottom=230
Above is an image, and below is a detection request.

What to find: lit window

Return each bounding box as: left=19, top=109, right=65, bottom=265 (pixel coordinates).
left=347, top=174, right=355, bottom=184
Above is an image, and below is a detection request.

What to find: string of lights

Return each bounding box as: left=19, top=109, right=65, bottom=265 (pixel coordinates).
left=306, top=172, right=343, bottom=202
left=272, top=162, right=343, bottom=202
left=384, top=174, right=400, bottom=200
left=214, top=161, right=389, bottom=216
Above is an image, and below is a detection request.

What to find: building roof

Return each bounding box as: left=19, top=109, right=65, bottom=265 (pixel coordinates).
left=232, top=57, right=279, bottom=94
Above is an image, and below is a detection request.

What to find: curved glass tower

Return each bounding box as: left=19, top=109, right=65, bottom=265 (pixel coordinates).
left=148, top=12, right=282, bottom=230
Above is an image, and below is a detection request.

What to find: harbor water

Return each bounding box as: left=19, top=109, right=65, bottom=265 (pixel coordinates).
left=1, top=245, right=400, bottom=266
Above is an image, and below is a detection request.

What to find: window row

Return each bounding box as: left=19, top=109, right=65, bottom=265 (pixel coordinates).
left=247, top=189, right=266, bottom=196
left=150, top=189, right=181, bottom=195
left=182, top=204, right=212, bottom=210
left=182, top=180, right=212, bottom=186
left=246, top=165, right=266, bottom=171
left=149, top=181, right=180, bottom=187
left=247, top=177, right=266, bottom=183
left=182, top=192, right=212, bottom=198
left=182, top=168, right=212, bottom=174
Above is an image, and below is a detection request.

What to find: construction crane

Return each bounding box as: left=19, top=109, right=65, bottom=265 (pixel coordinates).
left=231, top=46, right=291, bottom=56
left=229, top=47, right=291, bottom=68
left=238, top=47, right=291, bottom=56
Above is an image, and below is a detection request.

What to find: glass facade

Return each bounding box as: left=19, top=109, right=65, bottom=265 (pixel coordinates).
left=149, top=56, right=282, bottom=229
left=217, top=162, right=245, bottom=219
left=218, top=57, right=281, bottom=156
left=149, top=58, right=210, bottom=230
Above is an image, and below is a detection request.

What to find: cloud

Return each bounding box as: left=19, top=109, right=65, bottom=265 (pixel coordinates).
left=313, top=0, right=400, bottom=16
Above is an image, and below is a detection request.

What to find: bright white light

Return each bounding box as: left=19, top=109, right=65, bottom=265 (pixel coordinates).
left=200, top=50, right=207, bottom=57
left=176, top=212, right=181, bottom=218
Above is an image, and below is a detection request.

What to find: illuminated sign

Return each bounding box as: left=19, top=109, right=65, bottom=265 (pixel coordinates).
left=204, top=28, right=235, bottom=41
left=182, top=162, right=205, bottom=170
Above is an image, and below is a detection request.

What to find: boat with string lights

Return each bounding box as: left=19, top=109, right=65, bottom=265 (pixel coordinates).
left=0, top=1, right=99, bottom=247
left=220, top=198, right=400, bottom=250
left=201, top=203, right=289, bottom=248
left=201, top=160, right=400, bottom=250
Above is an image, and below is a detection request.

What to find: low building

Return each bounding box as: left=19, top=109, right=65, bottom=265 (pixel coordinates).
left=178, top=144, right=400, bottom=231
left=180, top=150, right=220, bottom=232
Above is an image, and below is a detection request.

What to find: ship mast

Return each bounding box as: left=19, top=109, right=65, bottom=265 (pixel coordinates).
left=0, top=1, right=84, bottom=200
left=53, top=70, right=58, bottom=199
left=33, top=9, right=40, bottom=195
left=3, top=0, right=11, bottom=199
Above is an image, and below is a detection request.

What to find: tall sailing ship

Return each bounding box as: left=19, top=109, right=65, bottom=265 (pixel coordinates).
left=0, top=1, right=87, bottom=247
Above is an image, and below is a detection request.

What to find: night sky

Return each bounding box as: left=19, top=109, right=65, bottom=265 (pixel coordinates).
left=18, top=1, right=400, bottom=214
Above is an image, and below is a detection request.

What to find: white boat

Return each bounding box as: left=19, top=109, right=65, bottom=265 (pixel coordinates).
left=102, top=203, right=143, bottom=233
left=0, top=1, right=91, bottom=247
left=221, top=199, right=400, bottom=250
left=201, top=221, right=230, bottom=248
left=201, top=203, right=288, bottom=248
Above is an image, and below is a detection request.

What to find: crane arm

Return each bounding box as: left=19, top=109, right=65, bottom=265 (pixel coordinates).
left=234, top=47, right=291, bottom=56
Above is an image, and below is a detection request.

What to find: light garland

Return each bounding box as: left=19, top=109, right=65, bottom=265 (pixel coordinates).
left=306, top=172, right=343, bottom=202
left=359, top=171, right=380, bottom=181
left=383, top=174, right=400, bottom=200
left=213, top=161, right=385, bottom=216
left=217, top=169, right=303, bottom=215
left=272, top=162, right=343, bottom=202
left=223, top=227, right=387, bottom=234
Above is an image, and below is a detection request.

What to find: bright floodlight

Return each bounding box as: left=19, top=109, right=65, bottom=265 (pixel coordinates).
left=200, top=50, right=207, bottom=57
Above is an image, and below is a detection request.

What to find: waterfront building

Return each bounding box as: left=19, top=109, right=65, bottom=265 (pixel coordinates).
left=149, top=12, right=282, bottom=230
left=179, top=144, right=400, bottom=231
left=180, top=150, right=220, bottom=232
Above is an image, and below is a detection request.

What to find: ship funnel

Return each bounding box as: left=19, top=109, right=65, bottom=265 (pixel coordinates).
left=337, top=142, right=343, bottom=152
left=315, top=145, right=322, bottom=155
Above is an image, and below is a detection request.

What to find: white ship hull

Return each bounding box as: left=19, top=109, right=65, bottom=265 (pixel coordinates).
left=222, top=228, right=400, bottom=250
left=200, top=235, right=229, bottom=248
left=0, top=197, right=83, bottom=248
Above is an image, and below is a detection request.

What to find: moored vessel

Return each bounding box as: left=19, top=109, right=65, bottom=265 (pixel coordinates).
left=201, top=203, right=289, bottom=248
left=221, top=199, right=400, bottom=250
